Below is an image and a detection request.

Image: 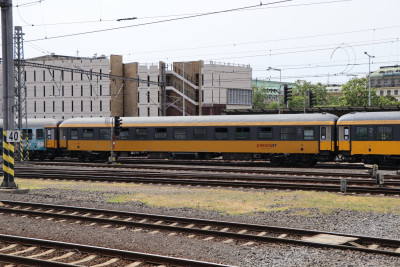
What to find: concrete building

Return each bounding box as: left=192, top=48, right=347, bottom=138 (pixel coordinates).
left=1, top=54, right=252, bottom=119
left=369, top=65, right=400, bottom=101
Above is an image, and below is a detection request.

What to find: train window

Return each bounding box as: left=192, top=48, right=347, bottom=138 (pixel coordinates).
left=23, top=129, right=33, bottom=140
left=280, top=127, right=296, bottom=140
left=375, top=126, right=393, bottom=141
left=304, top=127, right=314, bottom=140
left=118, top=129, right=129, bottom=139
left=344, top=127, right=350, bottom=140
left=83, top=129, right=94, bottom=139
left=70, top=129, right=78, bottom=140
left=320, top=127, right=326, bottom=140
left=193, top=128, right=207, bottom=140
left=215, top=128, right=228, bottom=140
left=235, top=127, right=250, bottom=140
left=36, top=129, right=44, bottom=140
left=99, top=128, right=111, bottom=140
left=173, top=128, right=187, bottom=140
left=258, top=127, right=273, bottom=139
left=135, top=128, right=148, bottom=140
left=155, top=128, right=167, bottom=139
left=355, top=127, right=368, bottom=140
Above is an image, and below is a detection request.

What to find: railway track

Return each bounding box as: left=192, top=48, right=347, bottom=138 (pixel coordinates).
left=14, top=165, right=400, bottom=195
left=34, top=157, right=399, bottom=170
left=0, top=234, right=227, bottom=267
left=29, top=161, right=380, bottom=178
left=2, top=200, right=400, bottom=259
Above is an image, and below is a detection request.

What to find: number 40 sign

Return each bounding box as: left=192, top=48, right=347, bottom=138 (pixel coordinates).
left=6, top=130, right=21, bottom=142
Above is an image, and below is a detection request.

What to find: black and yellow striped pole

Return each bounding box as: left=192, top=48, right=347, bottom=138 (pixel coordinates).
left=1, top=131, right=16, bottom=188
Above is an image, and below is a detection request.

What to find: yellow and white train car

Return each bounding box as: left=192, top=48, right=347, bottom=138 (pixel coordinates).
left=59, top=113, right=338, bottom=166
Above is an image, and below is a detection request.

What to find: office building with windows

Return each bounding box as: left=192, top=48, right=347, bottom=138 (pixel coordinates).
left=369, top=65, right=400, bottom=101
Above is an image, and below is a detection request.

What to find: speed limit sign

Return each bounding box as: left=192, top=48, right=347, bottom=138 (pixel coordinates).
left=6, top=130, right=21, bottom=142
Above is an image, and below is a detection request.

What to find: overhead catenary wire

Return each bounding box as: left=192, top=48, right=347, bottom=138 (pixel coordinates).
left=25, top=0, right=293, bottom=42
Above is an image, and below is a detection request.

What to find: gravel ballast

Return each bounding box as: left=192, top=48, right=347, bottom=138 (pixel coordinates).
left=1, top=184, right=400, bottom=266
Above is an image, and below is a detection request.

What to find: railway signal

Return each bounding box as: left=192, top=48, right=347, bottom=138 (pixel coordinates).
left=308, top=91, right=316, bottom=107
left=114, top=116, right=122, bottom=136
left=283, top=84, right=292, bottom=104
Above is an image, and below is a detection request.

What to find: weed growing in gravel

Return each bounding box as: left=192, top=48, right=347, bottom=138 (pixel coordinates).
left=14, top=179, right=400, bottom=216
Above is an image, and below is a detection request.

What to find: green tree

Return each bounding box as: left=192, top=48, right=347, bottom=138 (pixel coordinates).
left=287, top=80, right=328, bottom=108
left=252, top=85, right=268, bottom=109
left=339, top=77, right=398, bottom=106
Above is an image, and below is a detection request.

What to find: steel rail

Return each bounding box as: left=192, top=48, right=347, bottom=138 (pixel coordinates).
left=0, top=233, right=229, bottom=267
left=1, top=201, right=400, bottom=258
left=13, top=168, right=400, bottom=195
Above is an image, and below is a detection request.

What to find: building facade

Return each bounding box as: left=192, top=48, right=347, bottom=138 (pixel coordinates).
left=0, top=54, right=253, bottom=119
left=369, top=65, right=400, bottom=101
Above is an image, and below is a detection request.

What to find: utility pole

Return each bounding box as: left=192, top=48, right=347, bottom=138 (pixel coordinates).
left=267, top=67, right=282, bottom=114
left=182, top=62, right=185, bottom=116
left=365, top=52, right=374, bottom=106
left=1, top=0, right=17, bottom=188
left=159, top=62, right=166, bottom=116
left=14, top=26, right=28, bottom=163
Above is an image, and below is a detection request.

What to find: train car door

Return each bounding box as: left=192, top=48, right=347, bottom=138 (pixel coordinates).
left=338, top=126, right=351, bottom=151
left=320, top=126, right=332, bottom=151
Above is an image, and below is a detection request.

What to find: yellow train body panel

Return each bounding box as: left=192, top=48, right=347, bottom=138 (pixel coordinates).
left=45, top=140, right=58, bottom=149
left=350, top=141, right=400, bottom=155
left=59, top=140, right=67, bottom=149
left=67, top=140, right=321, bottom=154
left=338, top=141, right=351, bottom=151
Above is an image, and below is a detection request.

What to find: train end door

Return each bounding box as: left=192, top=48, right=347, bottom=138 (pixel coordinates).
left=338, top=126, right=351, bottom=151
left=320, top=126, right=333, bottom=151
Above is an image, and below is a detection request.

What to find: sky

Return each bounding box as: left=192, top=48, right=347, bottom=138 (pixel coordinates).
left=8, top=0, right=400, bottom=85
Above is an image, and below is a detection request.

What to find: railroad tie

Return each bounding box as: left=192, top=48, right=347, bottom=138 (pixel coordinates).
left=47, top=251, right=75, bottom=261
left=91, top=258, right=120, bottom=267
left=242, top=242, right=255, bottom=246
left=170, top=222, right=178, bottom=226
left=238, top=230, right=247, bottom=234
left=202, top=226, right=211, bottom=230
left=203, top=237, right=215, bottom=241
left=28, top=249, right=56, bottom=258
left=9, top=246, right=37, bottom=255
left=168, top=232, right=177, bottom=236
left=0, top=244, right=18, bottom=252
left=368, top=244, right=379, bottom=249
left=185, top=224, right=195, bottom=228
left=69, top=254, right=97, bottom=265
left=395, top=247, right=400, bottom=253
left=220, top=228, right=229, bottom=232
left=138, top=219, right=147, bottom=223
left=154, top=220, right=164, bottom=225
left=257, top=232, right=267, bottom=236
left=125, top=262, right=143, bottom=267
left=109, top=216, right=119, bottom=220
left=278, top=234, right=288, bottom=238
left=187, top=234, right=196, bottom=238
left=348, top=242, right=366, bottom=249
left=150, top=230, right=160, bottom=235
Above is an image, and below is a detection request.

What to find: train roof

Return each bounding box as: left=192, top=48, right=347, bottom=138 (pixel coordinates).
left=0, top=118, right=63, bottom=128
left=60, top=113, right=338, bottom=127
left=338, top=111, right=400, bottom=125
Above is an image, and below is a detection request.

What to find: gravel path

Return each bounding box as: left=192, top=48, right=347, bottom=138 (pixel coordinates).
left=1, top=185, right=400, bottom=266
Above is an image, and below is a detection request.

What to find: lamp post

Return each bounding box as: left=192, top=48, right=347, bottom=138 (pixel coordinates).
left=364, top=52, right=374, bottom=106
left=267, top=67, right=282, bottom=114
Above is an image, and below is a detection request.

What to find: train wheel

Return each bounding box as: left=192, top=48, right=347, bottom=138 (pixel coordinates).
left=270, top=157, right=282, bottom=166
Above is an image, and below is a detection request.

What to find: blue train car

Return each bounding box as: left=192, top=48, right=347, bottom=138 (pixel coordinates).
left=0, top=118, right=63, bottom=160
